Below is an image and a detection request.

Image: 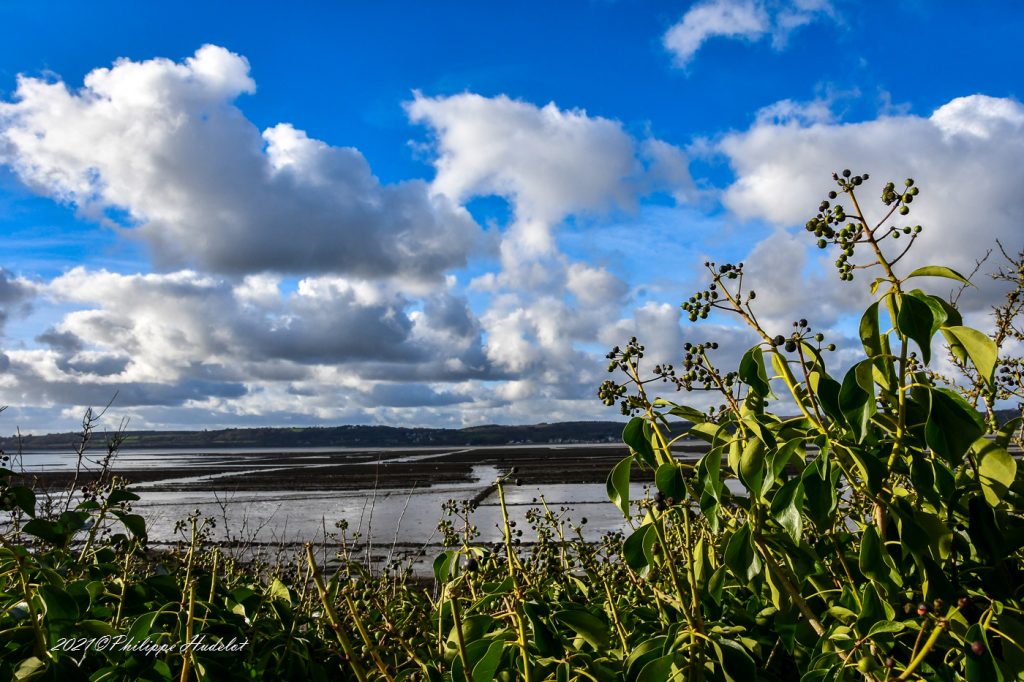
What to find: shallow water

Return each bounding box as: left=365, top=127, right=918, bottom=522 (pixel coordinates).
left=11, top=446, right=737, bottom=574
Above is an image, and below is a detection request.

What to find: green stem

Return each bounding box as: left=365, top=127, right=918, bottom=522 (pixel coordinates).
left=304, top=544, right=368, bottom=682
left=449, top=589, right=472, bottom=676
left=897, top=621, right=945, bottom=680
left=497, top=480, right=532, bottom=682
left=754, top=536, right=825, bottom=636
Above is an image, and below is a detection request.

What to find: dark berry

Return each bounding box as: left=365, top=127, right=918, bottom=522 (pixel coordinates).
left=917, top=603, right=928, bottom=616
left=971, top=640, right=985, bottom=656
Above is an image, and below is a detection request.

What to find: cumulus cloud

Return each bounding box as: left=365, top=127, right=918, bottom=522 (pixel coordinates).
left=700, top=92, right=1024, bottom=378
left=720, top=95, right=1024, bottom=287
left=405, top=92, right=697, bottom=409
left=0, top=45, right=480, bottom=281
left=663, top=0, right=836, bottom=67
left=407, top=92, right=694, bottom=261
left=0, top=266, right=499, bottom=429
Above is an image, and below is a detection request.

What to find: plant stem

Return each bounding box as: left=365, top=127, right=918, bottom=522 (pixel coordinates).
left=304, top=543, right=368, bottom=682
left=754, top=536, right=825, bottom=636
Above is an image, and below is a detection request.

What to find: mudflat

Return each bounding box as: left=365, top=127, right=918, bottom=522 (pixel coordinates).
left=12, top=443, right=707, bottom=493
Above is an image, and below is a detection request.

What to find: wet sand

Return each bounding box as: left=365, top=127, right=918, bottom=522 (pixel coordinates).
left=13, top=443, right=709, bottom=493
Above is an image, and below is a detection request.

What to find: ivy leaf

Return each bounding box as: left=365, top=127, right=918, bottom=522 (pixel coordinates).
left=622, top=417, right=656, bottom=467
left=973, top=438, right=1017, bottom=506
left=714, top=639, right=757, bottom=682
left=665, top=403, right=706, bottom=424
left=965, top=623, right=1003, bottom=682
left=738, top=346, right=771, bottom=397
left=433, top=550, right=455, bottom=583
left=770, top=477, right=804, bottom=543
left=839, top=361, right=875, bottom=442
left=905, top=265, right=972, bottom=285
left=897, top=292, right=937, bottom=364
left=861, top=299, right=898, bottom=391
left=112, top=511, right=147, bottom=540
left=606, top=456, right=633, bottom=518
left=724, top=524, right=761, bottom=583
left=655, top=462, right=686, bottom=502
left=38, top=584, right=80, bottom=622
left=859, top=301, right=885, bottom=360
left=471, top=640, right=505, bottom=682
left=926, top=387, right=985, bottom=463
left=813, top=371, right=845, bottom=426
left=941, top=326, right=998, bottom=388
left=623, top=523, right=655, bottom=571
left=553, top=608, right=610, bottom=650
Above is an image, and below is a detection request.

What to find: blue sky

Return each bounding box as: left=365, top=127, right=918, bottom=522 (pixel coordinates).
left=0, top=0, right=1021, bottom=432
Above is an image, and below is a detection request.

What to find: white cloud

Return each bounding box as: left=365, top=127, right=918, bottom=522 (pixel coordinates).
left=0, top=45, right=480, bottom=281
left=407, top=92, right=695, bottom=407
left=709, top=93, right=1024, bottom=365
left=407, top=92, right=693, bottom=262
left=663, top=0, right=836, bottom=67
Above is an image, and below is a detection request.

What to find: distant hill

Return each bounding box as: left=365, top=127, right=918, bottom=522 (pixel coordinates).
left=4, top=407, right=1018, bottom=452
left=0, top=420, right=628, bottom=451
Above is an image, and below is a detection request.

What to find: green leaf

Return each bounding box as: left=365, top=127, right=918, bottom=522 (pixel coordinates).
left=770, top=477, right=804, bottom=543
left=553, top=608, right=609, bottom=650
left=622, top=417, right=656, bottom=467
left=524, top=602, right=563, bottom=658
left=715, top=639, right=757, bottom=682
left=268, top=577, right=291, bottom=602
left=941, top=325, right=998, bottom=388
left=911, top=290, right=949, bottom=340
left=623, top=524, right=655, bottom=571
left=22, top=518, right=68, bottom=546
left=112, top=511, right=147, bottom=540
left=974, top=438, right=1017, bottom=506
left=738, top=346, right=771, bottom=396
left=637, top=654, right=679, bottom=682
left=654, top=462, right=686, bottom=502
left=471, top=640, right=505, bottom=682
left=38, top=584, right=80, bottom=622
left=965, top=623, right=1003, bottom=682
left=839, top=361, right=875, bottom=442
left=8, top=486, right=36, bottom=518
left=801, top=454, right=837, bottom=531
left=724, top=524, right=761, bottom=583
left=433, top=550, right=454, bottom=583
left=897, top=292, right=936, bottom=364
left=859, top=300, right=897, bottom=390
left=995, top=416, right=1023, bottom=449
left=78, top=619, right=119, bottom=637
left=665, top=403, right=705, bottom=424
left=13, top=657, right=46, bottom=681
left=813, top=371, right=845, bottom=426
left=606, top=456, right=633, bottom=518
left=859, top=301, right=884, bottom=359
left=766, top=439, right=804, bottom=491
left=906, top=265, right=972, bottom=285
left=858, top=525, right=898, bottom=588
left=107, top=489, right=141, bottom=505
left=688, top=421, right=724, bottom=445
left=926, top=387, right=985, bottom=462
left=625, top=637, right=667, bottom=682
left=867, top=621, right=906, bottom=638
